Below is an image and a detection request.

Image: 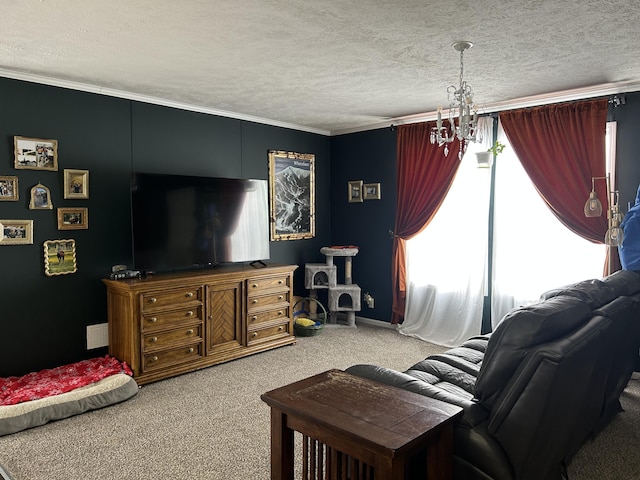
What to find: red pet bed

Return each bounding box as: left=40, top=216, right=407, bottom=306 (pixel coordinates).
left=0, top=355, right=138, bottom=436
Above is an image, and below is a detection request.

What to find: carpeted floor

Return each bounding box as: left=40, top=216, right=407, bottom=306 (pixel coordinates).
left=0, top=322, right=638, bottom=479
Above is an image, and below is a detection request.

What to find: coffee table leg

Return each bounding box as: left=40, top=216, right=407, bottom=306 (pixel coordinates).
left=270, top=408, right=294, bottom=480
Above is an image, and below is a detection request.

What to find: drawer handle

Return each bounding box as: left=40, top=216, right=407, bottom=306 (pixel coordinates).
left=252, top=283, right=259, bottom=288
left=187, top=347, right=195, bottom=353
left=186, top=329, right=194, bottom=335
left=252, top=299, right=258, bottom=304
left=278, top=310, right=283, bottom=316
left=185, top=292, right=194, bottom=298
left=251, top=315, right=258, bottom=321
left=149, top=297, right=157, bottom=304
left=150, top=336, right=158, bottom=343
left=150, top=356, right=158, bottom=362
left=186, top=311, right=194, bottom=317
left=149, top=317, right=158, bottom=323
left=278, top=295, right=284, bottom=300
left=278, top=280, right=283, bottom=284
left=278, top=326, right=284, bottom=331
left=252, top=332, right=258, bottom=338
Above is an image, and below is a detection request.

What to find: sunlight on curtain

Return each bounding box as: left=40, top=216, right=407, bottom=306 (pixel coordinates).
left=400, top=118, right=493, bottom=346
left=491, top=121, right=606, bottom=327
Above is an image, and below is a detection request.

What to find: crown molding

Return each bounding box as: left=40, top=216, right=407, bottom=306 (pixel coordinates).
left=330, top=81, right=640, bottom=136
left=1, top=68, right=637, bottom=138
left=0, top=68, right=331, bottom=136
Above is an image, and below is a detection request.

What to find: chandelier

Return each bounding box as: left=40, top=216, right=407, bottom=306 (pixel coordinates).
left=430, top=41, right=480, bottom=158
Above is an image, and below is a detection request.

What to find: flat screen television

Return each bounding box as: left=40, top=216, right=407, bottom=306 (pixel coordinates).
left=131, top=172, right=270, bottom=272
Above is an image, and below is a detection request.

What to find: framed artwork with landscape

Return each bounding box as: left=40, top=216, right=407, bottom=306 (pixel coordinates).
left=14, top=136, right=58, bottom=171
left=44, top=239, right=77, bottom=276
left=268, top=150, right=315, bottom=241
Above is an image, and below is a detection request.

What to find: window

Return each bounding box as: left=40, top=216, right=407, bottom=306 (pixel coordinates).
left=401, top=118, right=608, bottom=345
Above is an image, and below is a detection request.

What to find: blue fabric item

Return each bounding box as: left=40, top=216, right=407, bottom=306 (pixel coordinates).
left=619, top=184, right=640, bottom=270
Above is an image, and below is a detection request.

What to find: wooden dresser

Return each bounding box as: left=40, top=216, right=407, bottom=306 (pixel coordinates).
left=103, top=264, right=297, bottom=385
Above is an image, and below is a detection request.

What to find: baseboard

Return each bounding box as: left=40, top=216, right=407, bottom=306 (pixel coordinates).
left=355, top=316, right=396, bottom=329
left=326, top=313, right=395, bottom=330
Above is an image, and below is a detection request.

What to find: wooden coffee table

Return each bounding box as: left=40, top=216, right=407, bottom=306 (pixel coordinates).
left=261, top=369, right=463, bottom=479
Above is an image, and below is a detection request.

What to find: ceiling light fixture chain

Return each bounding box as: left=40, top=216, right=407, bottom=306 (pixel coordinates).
left=430, top=40, right=481, bottom=158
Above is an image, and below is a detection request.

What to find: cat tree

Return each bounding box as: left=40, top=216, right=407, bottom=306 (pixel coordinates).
left=304, top=246, right=361, bottom=327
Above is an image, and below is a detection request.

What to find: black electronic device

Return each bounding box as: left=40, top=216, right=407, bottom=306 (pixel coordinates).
left=109, top=270, right=142, bottom=280
left=130, top=172, right=270, bottom=273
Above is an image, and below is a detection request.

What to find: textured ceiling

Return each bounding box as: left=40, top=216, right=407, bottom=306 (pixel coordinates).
left=1, top=0, right=640, bottom=135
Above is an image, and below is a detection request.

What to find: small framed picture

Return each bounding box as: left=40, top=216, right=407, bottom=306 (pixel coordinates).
left=0, top=220, right=33, bottom=245
left=363, top=183, right=381, bottom=200
left=63, top=169, right=89, bottom=199
left=29, top=183, right=53, bottom=210
left=57, top=207, right=88, bottom=230
left=14, top=136, right=58, bottom=171
left=44, top=239, right=77, bottom=276
left=348, top=180, right=363, bottom=203
left=0, top=176, right=19, bottom=201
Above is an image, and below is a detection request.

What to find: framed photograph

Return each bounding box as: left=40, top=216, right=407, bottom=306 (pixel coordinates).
left=363, top=182, right=381, bottom=200
left=268, top=150, right=315, bottom=241
left=0, top=220, right=33, bottom=245
left=348, top=180, right=363, bottom=203
left=14, top=136, right=58, bottom=171
left=29, top=183, right=53, bottom=210
left=63, top=169, right=89, bottom=199
left=57, top=207, right=88, bottom=230
left=0, top=176, right=19, bottom=201
left=44, top=239, right=77, bottom=276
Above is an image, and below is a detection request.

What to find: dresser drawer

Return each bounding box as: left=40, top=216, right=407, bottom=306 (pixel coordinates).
left=143, top=342, right=203, bottom=372
left=248, top=307, right=289, bottom=326
left=247, top=292, right=289, bottom=311
left=143, top=323, right=203, bottom=351
left=247, top=322, right=290, bottom=346
left=142, top=306, right=203, bottom=331
left=247, top=275, right=289, bottom=294
left=141, top=286, right=203, bottom=311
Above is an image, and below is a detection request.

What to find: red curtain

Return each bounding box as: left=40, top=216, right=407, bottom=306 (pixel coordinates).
left=391, top=121, right=461, bottom=323
left=499, top=99, right=617, bottom=274
left=499, top=99, right=608, bottom=242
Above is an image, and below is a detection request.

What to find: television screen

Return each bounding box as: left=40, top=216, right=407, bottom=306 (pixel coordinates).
left=131, top=172, right=270, bottom=272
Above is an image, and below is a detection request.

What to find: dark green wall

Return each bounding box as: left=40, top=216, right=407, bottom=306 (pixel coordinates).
left=328, top=94, right=640, bottom=324
left=612, top=93, right=640, bottom=208
left=329, top=128, right=397, bottom=321
left=0, top=78, right=329, bottom=376
left=3, top=74, right=640, bottom=377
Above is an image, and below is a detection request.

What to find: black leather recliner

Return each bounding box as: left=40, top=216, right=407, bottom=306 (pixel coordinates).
left=347, top=270, right=640, bottom=480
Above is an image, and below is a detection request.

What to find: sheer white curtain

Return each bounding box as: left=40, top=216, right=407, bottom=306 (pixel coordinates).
left=399, top=118, right=493, bottom=347
left=490, top=121, right=606, bottom=327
